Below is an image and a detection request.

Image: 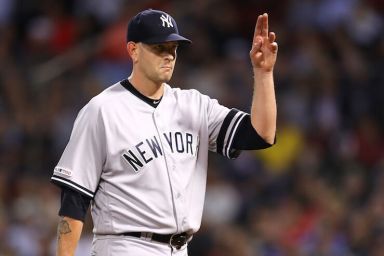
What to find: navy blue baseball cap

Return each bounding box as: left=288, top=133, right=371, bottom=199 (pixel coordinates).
left=127, top=9, right=192, bottom=45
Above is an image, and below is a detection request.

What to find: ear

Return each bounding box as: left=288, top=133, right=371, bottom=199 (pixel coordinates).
left=126, top=42, right=138, bottom=63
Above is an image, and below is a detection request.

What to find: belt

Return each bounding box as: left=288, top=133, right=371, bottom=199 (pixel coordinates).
left=122, top=232, right=191, bottom=249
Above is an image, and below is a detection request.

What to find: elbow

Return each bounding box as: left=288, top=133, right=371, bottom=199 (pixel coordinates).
left=254, top=126, right=276, bottom=145
left=251, top=117, right=276, bottom=145
left=262, top=134, right=275, bottom=145
left=259, top=133, right=276, bottom=145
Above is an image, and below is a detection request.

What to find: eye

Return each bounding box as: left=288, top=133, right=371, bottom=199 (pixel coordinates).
left=150, top=44, right=178, bottom=54
left=153, top=45, right=164, bottom=52
left=150, top=44, right=167, bottom=53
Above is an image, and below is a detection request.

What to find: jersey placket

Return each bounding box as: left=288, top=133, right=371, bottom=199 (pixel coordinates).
left=168, top=158, right=188, bottom=231
left=152, top=106, right=183, bottom=233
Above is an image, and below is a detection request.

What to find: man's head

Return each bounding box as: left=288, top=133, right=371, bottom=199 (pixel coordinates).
left=126, top=9, right=191, bottom=84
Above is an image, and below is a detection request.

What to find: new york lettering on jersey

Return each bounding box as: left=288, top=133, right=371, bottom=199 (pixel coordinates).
left=122, top=131, right=199, bottom=172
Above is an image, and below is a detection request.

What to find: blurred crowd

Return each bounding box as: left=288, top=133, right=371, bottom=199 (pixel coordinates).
left=0, top=0, right=383, bottom=255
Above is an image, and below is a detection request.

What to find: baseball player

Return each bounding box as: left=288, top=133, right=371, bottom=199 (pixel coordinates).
left=51, top=9, right=277, bottom=256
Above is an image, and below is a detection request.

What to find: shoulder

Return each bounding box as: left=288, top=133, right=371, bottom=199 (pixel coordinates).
left=83, top=81, right=126, bottom=114
left=72, top=82, right=126, bottom=125
left=166, top=85, right=211, bottom=103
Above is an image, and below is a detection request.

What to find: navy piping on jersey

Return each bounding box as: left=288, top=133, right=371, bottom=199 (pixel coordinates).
left=120, top=79, right=162, bottom=108
left=217, top=109, right=237, bottom=155
left=216, top=109, right=246, bottom=158
left=51, top=175, right=94, bottom=199
left=223, top=111, right=247, bottom=158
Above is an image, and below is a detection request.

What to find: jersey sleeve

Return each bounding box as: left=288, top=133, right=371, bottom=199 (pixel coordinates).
left=231, top=114, right=275, bottom=150
left=50, top=101, right=106, bottom=199
left=59, top=187, right=91, bottom=221
left=213, top=108, right=248, bottom=159
left=204, top=95, right=247, bottom=159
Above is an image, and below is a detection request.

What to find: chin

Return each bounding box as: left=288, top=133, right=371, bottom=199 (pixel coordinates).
left=160, top=75, right=173, bottom=83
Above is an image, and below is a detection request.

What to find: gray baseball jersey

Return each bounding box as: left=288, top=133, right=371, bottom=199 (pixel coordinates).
left=51, top=80, right=247, bottom=235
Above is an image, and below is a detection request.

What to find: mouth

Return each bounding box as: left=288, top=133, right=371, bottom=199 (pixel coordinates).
left=161, top=66, right=173, bottom=71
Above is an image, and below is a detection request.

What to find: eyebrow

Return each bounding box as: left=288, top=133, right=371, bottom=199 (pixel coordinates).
left=157, top=44, right=178, bottom=48
left=146, top=43, right=178, bottom=51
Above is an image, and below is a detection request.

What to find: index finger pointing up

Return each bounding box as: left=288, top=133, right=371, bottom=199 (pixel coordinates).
left=253, top=13, right=269, bottom=43
left=254, top=14, right=263, bottom=40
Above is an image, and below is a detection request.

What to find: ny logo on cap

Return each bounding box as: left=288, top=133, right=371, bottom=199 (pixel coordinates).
left=160, top=14, right=173, bottom=28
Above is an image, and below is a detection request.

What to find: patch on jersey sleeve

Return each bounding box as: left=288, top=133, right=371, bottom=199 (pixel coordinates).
left=54, top=166, right=73, bottom=177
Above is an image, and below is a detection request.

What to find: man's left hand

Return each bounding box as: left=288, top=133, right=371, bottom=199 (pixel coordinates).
left=250, top=13, right=278, bottom=73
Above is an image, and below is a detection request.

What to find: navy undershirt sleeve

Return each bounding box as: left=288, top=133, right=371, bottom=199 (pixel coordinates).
left=232, top=114, right=275, bottom=150
left=59, top=187, right=91, bottom=222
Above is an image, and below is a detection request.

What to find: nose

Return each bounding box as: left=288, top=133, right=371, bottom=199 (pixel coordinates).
left=164, top=50, right=176, bottom=61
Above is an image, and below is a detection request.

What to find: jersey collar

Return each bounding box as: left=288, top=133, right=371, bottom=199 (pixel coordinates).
left=120, top=79, right=162, bottom=108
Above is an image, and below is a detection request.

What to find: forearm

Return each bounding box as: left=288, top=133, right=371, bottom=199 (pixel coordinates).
left=250, top=69, right=277, bottom=144
left=57, top=216, right=84, bottom=256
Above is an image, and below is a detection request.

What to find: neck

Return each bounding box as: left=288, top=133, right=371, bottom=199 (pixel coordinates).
left=128, top=72, right=164, bottom=100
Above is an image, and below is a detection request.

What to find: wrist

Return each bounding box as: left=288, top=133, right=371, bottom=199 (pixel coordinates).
left=252, top=68, right=274, bottom=78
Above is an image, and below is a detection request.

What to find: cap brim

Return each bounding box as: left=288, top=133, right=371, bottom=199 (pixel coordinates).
left=142, top=33, right=192, bottom=45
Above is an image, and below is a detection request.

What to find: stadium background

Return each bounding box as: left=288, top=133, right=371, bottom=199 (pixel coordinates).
left=0, top=0, right=383, bottom=255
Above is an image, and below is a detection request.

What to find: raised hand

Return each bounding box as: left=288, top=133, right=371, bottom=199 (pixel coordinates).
left=250, top=13, right=278, bottom=72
